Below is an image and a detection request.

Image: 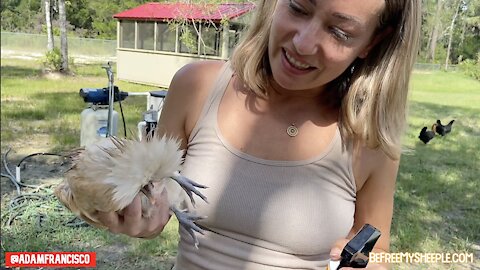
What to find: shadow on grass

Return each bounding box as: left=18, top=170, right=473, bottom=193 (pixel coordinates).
left=0, top=193, right=179, bottom=269
left=71, top=63, right=115, bottom=77
left=409, top=100, right=479, bottom=121
left=2, top=90, right=147, bottom=152
left=0, top=64, right=42, bottom=78
left=0, top=223, right=175, bottom=269
left=392, top=100, right=480, bottom=253
left=2, top=92, right=82, bottom=153
left=0, top=61, right=113, bottom=79
left=2, top=108, right=47, bottom=120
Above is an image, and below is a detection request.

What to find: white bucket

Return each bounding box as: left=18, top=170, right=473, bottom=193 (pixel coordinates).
left=80, top=105, right=118, bottom=146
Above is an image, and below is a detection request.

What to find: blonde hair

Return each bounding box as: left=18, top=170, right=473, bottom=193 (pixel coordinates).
left=231, top=0, right=421, bottom=160
left=230, top=0, right=278, bottom=96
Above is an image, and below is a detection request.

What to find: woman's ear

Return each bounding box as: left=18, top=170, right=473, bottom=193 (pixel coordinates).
left=359, top=26, right=393, bottom=59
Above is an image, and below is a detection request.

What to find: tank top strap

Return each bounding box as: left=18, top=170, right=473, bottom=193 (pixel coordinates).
left=188, top=61, right=233, bottom=143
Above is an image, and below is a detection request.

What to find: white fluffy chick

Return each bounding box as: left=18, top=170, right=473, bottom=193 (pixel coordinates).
left=55, top=135, right=207, bottom=246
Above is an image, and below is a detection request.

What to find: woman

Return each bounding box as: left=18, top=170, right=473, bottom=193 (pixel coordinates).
left=97, top=0, right=421, bottom=269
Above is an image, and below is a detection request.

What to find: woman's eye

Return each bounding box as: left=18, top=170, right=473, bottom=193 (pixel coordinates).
left=330, top=27, right=351, bottom=41
left=288, top=0, right=308, bottom=15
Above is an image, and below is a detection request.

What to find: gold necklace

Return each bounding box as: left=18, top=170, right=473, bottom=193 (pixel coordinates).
left=286, top=123, right=299, bottom=137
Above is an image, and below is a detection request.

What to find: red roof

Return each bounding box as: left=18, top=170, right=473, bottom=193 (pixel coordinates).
left=113, top=2, right=255, bottom=22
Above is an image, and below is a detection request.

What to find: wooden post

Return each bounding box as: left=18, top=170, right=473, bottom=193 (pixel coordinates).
left=221, top=21, right=229, bottom=59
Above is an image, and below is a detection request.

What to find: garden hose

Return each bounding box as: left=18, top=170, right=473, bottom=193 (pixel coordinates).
left=1, top=148, right=86, bottom=228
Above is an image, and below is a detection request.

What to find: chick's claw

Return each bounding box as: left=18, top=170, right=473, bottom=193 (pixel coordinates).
left=172, top=171, right=208, bottom=206
left=171, top=206, right=205, bottom=248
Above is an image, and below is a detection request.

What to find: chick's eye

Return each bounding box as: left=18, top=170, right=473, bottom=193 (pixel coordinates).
left=288, top=0, right=308, bottom=15
left=330, top=27, right=350, bottom=41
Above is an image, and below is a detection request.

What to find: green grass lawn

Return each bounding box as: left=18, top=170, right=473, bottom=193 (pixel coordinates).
left=1, top=59, right=479, bottom=269
left=390, top=70, right=480, bottom=269
left=1, top=58, right=179, bottom=269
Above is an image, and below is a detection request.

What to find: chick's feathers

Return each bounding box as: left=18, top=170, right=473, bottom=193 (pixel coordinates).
left=99, top=136, right=183, bottom=208
left=55, top=135, right=187, bottom=228
left=418, top=124, right=436, bottom=144
left=435, top=119, right=455, bottom=136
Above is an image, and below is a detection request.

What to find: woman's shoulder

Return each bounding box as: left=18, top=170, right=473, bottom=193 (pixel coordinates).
left=166, top=60, right=226, bottom=140
left=352, top=142, right=400, bottom=191
left=167, top=60, right=226, bottom=109
left=170, top=60, right=226, bottom=91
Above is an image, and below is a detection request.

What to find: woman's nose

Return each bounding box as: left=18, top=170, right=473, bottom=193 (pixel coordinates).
left=292, top=23, right=320, bottom=55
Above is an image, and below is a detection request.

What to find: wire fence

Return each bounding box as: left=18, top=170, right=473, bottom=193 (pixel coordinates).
left=414, top=62, right=458, bottom=71
left=2, top=32, right=460, bottom=70
left=1, top=32, right=117, bottom=58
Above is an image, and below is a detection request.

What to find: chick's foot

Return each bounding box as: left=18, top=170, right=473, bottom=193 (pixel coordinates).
left=171, top=171, right=208, bottom=206
left=171, top=206, right=205, bottom=248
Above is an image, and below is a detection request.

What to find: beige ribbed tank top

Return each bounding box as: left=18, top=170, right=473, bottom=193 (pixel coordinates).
left=173, top=62, right=356, bottom=270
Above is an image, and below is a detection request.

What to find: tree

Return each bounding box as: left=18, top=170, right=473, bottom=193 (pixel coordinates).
left=426, top=0, right=444, bottom=63
left=44, top=0, right=54, bottom=52
left=458, top=0, right=480, bottom=60
left=1, top=0, right=42, bottom=32
left=65, top=0, right=93, bottom=36
left=58, top=0, right=68, bottom=72
left=445, top=0, right=463, bottom=69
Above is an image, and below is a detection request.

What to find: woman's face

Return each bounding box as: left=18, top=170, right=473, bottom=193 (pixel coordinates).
left=268, top=0, right=386, bottom=92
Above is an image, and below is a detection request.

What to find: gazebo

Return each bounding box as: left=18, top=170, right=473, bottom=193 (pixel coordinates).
left=113, top=2, right=255, bottom=87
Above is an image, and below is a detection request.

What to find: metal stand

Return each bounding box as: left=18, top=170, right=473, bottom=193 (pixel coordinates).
left=102, top=62, right=115, bottom=137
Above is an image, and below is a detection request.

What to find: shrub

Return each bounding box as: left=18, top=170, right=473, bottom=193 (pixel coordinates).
left=41, top=48, right=75, bottom=73
left=458, top=54, right=480, bottom=81
left=42, top=48, right=63, bottom=71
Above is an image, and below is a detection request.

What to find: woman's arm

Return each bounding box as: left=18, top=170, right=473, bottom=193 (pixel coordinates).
left=156, top=60, right=225, bottom=148
left=95, top=60, right=225, bottom=238
left=330, top=146, right=400, bottom=269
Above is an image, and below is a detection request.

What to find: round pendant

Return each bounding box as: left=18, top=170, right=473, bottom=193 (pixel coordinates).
left=286, top=124, right=299, bottom=137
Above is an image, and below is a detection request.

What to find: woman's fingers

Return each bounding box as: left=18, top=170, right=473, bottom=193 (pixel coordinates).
left=136, top=189, right=171, bottom=238
left=330, top=238, right=349, bottom=260
left=95, top=210, right=121, bottom=233
left=122, top=194, right=144, bottom=236
left=329, top=238, right=389, bottom=269
left=92, top=187, right=172, bottom=239
left=147, top=189, right=171, bottom=231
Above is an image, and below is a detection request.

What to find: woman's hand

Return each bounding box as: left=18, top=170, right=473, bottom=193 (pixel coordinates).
left=329, top=239, right=390, bottom=270
left=95, top=187, right=172, bottom=239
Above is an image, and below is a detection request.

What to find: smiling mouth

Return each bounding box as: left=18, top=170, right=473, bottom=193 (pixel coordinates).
left=284, top=49, right=313, bottom=70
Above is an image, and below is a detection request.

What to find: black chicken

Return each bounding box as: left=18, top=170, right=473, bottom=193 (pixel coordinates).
left=435, top=119, right=455, bottom=136
left=419, top=124, right=436, bottom=144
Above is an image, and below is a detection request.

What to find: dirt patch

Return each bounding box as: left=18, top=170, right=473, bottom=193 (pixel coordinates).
left=1, top=152, right=71, bottom=197
left=1, top=135, right=72, bottom=196
left=1, top=49, right=116, bottom=64
left=3, top=134, right=52, bottom=156
left=42, top=71, right=68, bottom=80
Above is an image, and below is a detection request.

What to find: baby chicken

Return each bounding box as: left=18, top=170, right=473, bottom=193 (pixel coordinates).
left=54, top=135, right=207, bottom=246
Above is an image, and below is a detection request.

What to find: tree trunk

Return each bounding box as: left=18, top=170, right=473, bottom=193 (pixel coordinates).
left=428, top=0, right=443, bottom=63
left=445, top=0, right=462, bottom=70
left=58, top=0, right=69, bottom=72
left=45, top=0, right=54, bottom=52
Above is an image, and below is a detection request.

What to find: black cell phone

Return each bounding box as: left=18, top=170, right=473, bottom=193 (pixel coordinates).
left=336, top=224, right=381, bottom=269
